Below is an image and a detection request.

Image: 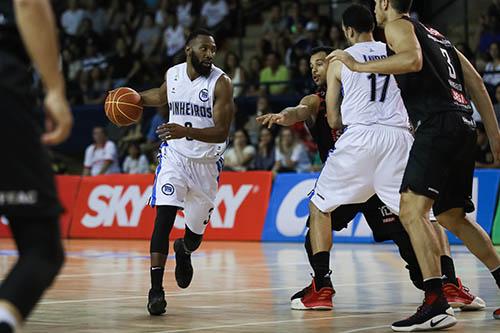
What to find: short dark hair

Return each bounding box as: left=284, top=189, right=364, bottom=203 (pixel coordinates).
left=186, top=29, right=215, bottom=45
left=310, top=46, right=334, bottom=58
left=390, top=0, right=413, bottom=13
left=342, top=4, right=374, bottom=33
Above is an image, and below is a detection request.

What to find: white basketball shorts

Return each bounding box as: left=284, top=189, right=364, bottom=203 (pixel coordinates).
left=150, top=144, right=223, bottom=235
left=310, top=124, right=414, bottom=215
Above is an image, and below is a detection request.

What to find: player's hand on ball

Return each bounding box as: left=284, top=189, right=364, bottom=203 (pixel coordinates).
left=42, top=89, right=73, bottom=145
left=326, top=49, right=358, bottom=71
left=156, top=123, right=188, bottom=140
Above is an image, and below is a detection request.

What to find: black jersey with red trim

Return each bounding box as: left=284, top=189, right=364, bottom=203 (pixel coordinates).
left=387, top=16, right=472, bottom=127
left=305, top=87, right=343, bottom=163
left=0, top=0, right=34, bottom=99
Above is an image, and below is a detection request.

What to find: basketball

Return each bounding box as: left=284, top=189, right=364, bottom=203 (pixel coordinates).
left=104, top=87, right=143, bottom=127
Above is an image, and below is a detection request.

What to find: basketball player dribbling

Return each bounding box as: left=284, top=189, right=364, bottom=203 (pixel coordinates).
left=134, top=29, right=234, bottom=316
left=328, top=0, right=500, bottom=330
left=0, top=1, right=73, bottom=332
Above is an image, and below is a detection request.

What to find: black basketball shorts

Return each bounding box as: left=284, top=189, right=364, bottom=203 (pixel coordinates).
left=307, top=195, right=406, bottom=242
left=400, top=112, right=476, bottom=216
left=0, top=95, right=62, bottom=218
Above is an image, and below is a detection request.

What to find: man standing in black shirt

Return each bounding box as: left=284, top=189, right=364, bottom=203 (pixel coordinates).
left=328, top=0, right=500, bottom=330
left=0, top=1, right=72, bottom=332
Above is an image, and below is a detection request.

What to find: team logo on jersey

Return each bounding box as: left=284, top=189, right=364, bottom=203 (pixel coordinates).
left=199, top=89, right=209, bottom=102
left=161, top=183, right=175, bottom=196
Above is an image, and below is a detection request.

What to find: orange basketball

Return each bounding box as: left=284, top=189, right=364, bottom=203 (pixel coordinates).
left=104, top=87, right=143, bottom=127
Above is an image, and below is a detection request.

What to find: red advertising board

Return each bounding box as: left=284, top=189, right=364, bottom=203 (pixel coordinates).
left=0, top=175, right=81, bottom=238
left=68, top=172, right=272, bottom=240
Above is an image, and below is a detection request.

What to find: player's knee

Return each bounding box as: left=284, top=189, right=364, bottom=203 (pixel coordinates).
left=436, top=208, right=466, bottom=233
left=150, top=205, right=178, bottom=254
left=23, top=247, right=64, bottom=290
left=184, top=227, right=203, bottom=252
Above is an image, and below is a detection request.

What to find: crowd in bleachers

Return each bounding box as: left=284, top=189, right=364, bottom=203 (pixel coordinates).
left=49, top=0, right=500, bottom=174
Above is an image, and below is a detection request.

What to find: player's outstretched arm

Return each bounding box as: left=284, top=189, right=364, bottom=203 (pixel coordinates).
left=158, top=75, right=234, bottom=143
left=326, top=61, right=343, bottom=129
left=139, top=81, right=167, bottom=107
left=327, top=20, right=422, bottom=75
left=15, top=0, right=72, bottom=145
left=457, top=49, right=500, bottom=163
left=256, top=94, right=320, bottom=128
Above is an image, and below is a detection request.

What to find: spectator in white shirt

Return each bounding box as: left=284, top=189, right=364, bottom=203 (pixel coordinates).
left=201, top=0, right=229, bottom=28
left=177, top=0, right=193, bottom=28
left=483, top=42, right=500, bottom=87
left=273, top=127, right=311, bottom=173
left=163, top=15, right=185, bottom=60
left=224, top=129, right=256, bottom=171
left=84, top=0, right=107, bottom=35
left=133, top=14, right=161, bottom=58
left=61, top=0, right=86, bottom=36
left=83, top=127, right=121, bottom=176
left=122, top=143, right=150, bottom=174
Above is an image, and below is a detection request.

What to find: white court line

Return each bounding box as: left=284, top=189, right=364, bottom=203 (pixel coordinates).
left=338, top=317, right=491, bottom=333
left=55, top=261, right=314, bottom=278
left=40, top=279, right=409, bottom=305
left=152, top=313, right=389, bottom=333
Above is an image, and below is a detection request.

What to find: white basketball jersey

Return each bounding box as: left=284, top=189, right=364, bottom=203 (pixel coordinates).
left=165, top=62, right=227, bottom=160
left=340, top=41, right=409, bottom=128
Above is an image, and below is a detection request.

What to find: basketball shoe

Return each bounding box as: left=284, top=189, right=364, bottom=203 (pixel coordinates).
left=494, top=308, right=500, bottom=319
left=147, top=288, right=166, bottom=315
left=442, top=278, right=485, bottom=310
left=291, top=276, right=335, bottom=310
left=174, top=239, right=193, bottom=289
left=391, top=293, right=456, bottom=332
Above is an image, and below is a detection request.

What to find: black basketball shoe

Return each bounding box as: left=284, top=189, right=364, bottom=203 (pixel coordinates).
left=147, top=288, right=166, bottom=316
left=391, top=293, right=456, bottom=331
left=174, top=238, right=193, bottom=289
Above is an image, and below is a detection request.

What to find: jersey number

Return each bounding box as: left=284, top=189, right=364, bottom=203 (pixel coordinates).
left=367, top=74, right=390, bottom=102
left=185, top=122, right=193, bottom=141
left=440, top=48, right=457, bottom=79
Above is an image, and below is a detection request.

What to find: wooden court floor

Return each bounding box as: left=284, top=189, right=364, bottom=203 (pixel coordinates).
left=0, top=239, right=499, bottom=333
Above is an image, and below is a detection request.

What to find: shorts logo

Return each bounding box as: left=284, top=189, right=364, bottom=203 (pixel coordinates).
left=199, top=89, right=209, bottom=102
left=161, top=183, right=175, bottom=196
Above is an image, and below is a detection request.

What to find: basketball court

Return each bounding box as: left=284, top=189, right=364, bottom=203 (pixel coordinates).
left=0, top=239, right=497, bottom=332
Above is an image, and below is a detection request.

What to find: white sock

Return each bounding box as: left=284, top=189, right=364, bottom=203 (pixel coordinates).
left=0, top=307, right=18, bottom=332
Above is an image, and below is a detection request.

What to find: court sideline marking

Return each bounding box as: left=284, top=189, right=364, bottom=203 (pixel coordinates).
left=40, top=279, right=410, bottom=305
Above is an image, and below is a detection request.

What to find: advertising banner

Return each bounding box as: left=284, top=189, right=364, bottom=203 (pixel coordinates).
left=262, top=171, right=500, bottom=244
left=69, top=172, right=273, bottom=240
left=0, top=175, right=81, bottom=238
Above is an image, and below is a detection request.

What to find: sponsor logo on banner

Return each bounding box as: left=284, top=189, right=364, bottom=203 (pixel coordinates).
left=262, top=172, right=493, bottom=244
left=262, top=173, right=376, bottom=243
left=81, top=185, right=152, bottom=228
left=70, top=172, right=272, bottom=240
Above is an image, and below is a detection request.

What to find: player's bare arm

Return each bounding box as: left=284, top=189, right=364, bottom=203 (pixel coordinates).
left=139, top=81, right=167, bottom=107
left=256, top=94, right=320, bottom=128
left=325, top=60, right=343, bottom=129
left=15, top=0, right=72, bottom=145
left=327, top=20, right=423, bottom=75
left=158, top=75, right=234, bottom=143
left=457, top=49, right=500, bottom=163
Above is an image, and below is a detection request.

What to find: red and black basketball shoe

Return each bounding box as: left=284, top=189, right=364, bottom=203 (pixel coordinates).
left=442, top=277, right=485, bottom=310
left=494, top=308, right=500, bottom=319
left=290, top=277, right=335, bottom=310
